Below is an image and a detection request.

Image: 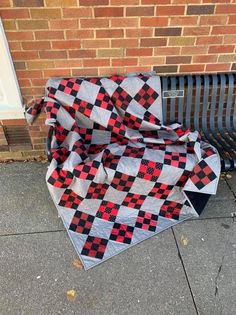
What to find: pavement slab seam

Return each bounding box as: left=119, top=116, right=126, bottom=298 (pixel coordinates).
left=171, top=227, right=199, bottom=315
left=225, top=178, right=236, bottom=200
left=0, top=229, right=65, bottom=238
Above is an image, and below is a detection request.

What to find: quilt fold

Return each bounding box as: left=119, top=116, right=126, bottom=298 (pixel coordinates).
left=26, top=74, right=220, bottom=270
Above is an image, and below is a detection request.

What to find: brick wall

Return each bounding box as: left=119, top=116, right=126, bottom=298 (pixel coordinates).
left=0, top=0, right=236, bottom=159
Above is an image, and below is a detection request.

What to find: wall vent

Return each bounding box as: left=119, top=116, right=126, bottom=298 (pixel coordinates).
left=4, top=125, right=32, bottom=147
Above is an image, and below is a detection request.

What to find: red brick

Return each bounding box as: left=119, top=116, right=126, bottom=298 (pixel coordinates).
left=142, top=0, right=170, bottom=3
left=181, top=46, right=208, bottom=55
left=212, top=26, right=236, bottom=35
left=126, top=48, right=153, bottom=56
left=22, top=87, right=45, bottom=95
left=126, top=6, right=154, bottom=16
left=68, top=50, right=96, bottom=58
left=154, top=47, right=181, bottom=56
left=80, top=19, right=109, bottom=28
left=126, top=29, right=153, bottom=38
left=94, top=7, right=123, bottom=17
left=187, top=5, right=215, bottom=15
left=125, top=66, right=152, bottom=73
left=43, top=0, right=77, bottom=5
left=155, top=28, right=182, bottom=36
left=63, top=8, right=93, bottom=18
left=111, top=0, right=139, bottom=3
left=34, top=31, right=64, bottom=40
left=169, top=36, right=197, bottom=48
left=18, top=79, right=31, bottom=86
left=111, top=18, right=139, bottom=27
left=14, top=62, right=26, bottom=70
left=0, top=0, right=11, bottom=7
left=166, top=56, right=192, bottom=64
left=66, top=30, right=94, bottom=39
left=31, top=79, right=47, bottom=86
left=196, top=36, right=223, bottom=45
left=180, top=64, right=205, bottom=72
left=27, top=60, right=54, bottom=69
left=193, top=55, right=218, bottom=63
left=1, top=9, right=29, bottom=19
left=173, top=0, right=201, bottom=2
left=169, top=16, right=198, bottom=26
left=208, top=45, right=235, bottom=53
left=43, top=69, right=71, bottom=77
left=49, top=20, right=78, bottom=29
left=83, top=59, right=110, bottom=67
left=183, top=27, right=210, bottom=36
left=11, top=51, right=39, bottom=60
left=6, top=31, right=34, bottom=41
left=33, top=144, right=46, bottom=150
left=140, top=17, right=168, bottom=27
left=71, top=68, right=98, bottom=77
left=139, top=57, right=165, bottom=65
left=99, top=67, right=124, bottom=76
left=216, top=4, right=236, bottom=14
left=8, top=42, right=22, bottom=50
left=80, top=0, right=108, bottom=4
left=17, top=20, right=49, bottom=30
left=111, top=39, right=138, bottom=48
left=30, top=8, right=61, bottom=19
left=141, top=38, right=167, bottom=47
left=156, top=5, right=185, bottom=15
left=2, top=20, right=17, bottom=30
left=96, top=29, right=124, bottom=38
left=224, top=35, right=236, bottom=44
left=112, top=58, right=138, bottom=66
left=16, top=70, right=43, bottom=78
left=229, top=16, right=236, bottom=25
left=82, top=39, right=109, bottom=48
left=202, top=0, right=230, bottom=2
left=22, top=41, right=51, bottom=50
left=206, top=63, right=231, bottom=72
left=54, top=60, right=83, bottom=68
left=31, top=138, right=46, bottom=146
left=13, top=0, right=44, bottom=6
left=200, top=16, right=228, bottom=25
left=153, top=65, right=178, bottom=73
left=97, top=49, right=123, bottom=57
left=52, top=40, right=81, bottom=49
left=39, top=50, right=67, bottom=59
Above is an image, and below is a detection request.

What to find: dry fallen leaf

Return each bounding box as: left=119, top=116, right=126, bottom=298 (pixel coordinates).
left=226, top=174, right=232, bottom=179
left=66, top=289, right=77, bottom=301
left=72, top=258, right=83, bottom=269
left=181, top=235, right=189, bottom=246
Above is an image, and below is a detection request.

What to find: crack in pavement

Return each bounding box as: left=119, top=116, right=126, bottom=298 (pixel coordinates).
left=225, top=176, right=236, bottom=200
left=213, top=216, right=236, bottom=315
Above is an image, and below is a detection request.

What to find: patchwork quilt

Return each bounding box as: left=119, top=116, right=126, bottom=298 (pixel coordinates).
left=26, top=74, right=220, bottom=270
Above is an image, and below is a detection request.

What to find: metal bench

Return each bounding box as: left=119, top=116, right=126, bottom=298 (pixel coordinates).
left=161, top=73, right=236, bottom=171
left=46, top=73, right=236, bottom=171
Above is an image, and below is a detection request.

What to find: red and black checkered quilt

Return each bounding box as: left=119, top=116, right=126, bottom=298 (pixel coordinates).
left=26, top=74, right=220, bottom=270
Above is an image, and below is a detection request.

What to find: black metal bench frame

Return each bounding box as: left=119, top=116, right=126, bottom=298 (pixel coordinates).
left=46, top=73, right=236, bottom=171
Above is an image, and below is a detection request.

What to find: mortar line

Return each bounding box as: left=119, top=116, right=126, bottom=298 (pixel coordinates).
left=171, top=227, right=199, bottom=315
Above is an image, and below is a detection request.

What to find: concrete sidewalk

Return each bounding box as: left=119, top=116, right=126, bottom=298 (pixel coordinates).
left=0, top=162, right=236, bottom=315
